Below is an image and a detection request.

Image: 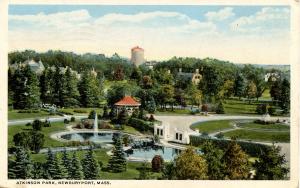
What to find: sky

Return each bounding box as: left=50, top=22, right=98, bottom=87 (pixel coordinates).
left=8, top=5, right=290, bottom=65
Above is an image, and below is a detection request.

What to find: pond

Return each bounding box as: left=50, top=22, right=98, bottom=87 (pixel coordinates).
left=60, top=132, right=115, bottom=143
left=125, top=145, right=182, bottom=161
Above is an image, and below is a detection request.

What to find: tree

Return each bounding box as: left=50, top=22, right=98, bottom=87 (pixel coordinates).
left=130, top=67, right=142, bottom=82
left=102, top=106, right=109, bottom=118
left=218, top=80, right=234, bottom=100
left=78, top=71, right=101, bottom=107
left=199, top=65, right=222, bottom=101
left=256, top=104, right=267, bottom=115
left=11, top=147, right=33, bottom=179
left=107, top=135, right=127, bottom=173
left=270, top=80, right=281, bottom=103
left=30, top=131, right=45, bottom=153
left=61, top=149, right=71, bottom=179
left=173, top=147, right=208, bottom=180
left=138, top=161, right=150, bottom=180
left=32, top=162, right=45, bottom=179
left=82, top=147, right=101, bottom=179
left=147, top=96, right=156, bottom=113
left=52, top=65, right=67, bottom=107
left=245, top=81, right=257, bottom=103
left=63, top=67, right=80, bottom=107
left=88, top=110, right=96, bottom=119
left=151, top=155, right=164, bottom=172
left=215, top=102, right=225, bottom=114
left=254, top=144, right=289, bottom=180
left=70, top=152, right=84, bottom=179
left=202, top=141, right=225, bottom=180
left=186, top=84, right=202, bottom=108
left=117, top=108, right=129, bottom=125
left=40, top=68, right=55, bottom=104
left=141, top=75, right=153, bottom=89
left=158, top=84, right=175, bottom=110
left=234, top=73, right=245, bottom=99
left=32, top=119, right=43, bottom=131
left=222, top=140, right=250, bottom=180
left=12, top=65, right=40, bottom=109
left=45, top=149, right=68, bottom=179
left=113, top=65, right=124, bottom=81
left=279, top=78, right=290, bottom=114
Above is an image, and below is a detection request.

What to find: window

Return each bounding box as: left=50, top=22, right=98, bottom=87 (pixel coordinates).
left=179, top=134, right=182, bottom=141
left=176, top=133, right=178, bottom=140
left=160, top=129, right=163, bottom=136
left=157, top=129, right=160, bottom=135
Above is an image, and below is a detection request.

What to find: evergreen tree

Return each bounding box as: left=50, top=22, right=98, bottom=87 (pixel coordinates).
left=107, top=135, right=127, bottom=173
left=138, top=161, right=150, bottom=180
left=13, top=65, right=40, bottom=109
left=82, top=147, right=101, bottom=179
left=279, top=78, right=290, bottom=114
left=117, top=108, right=129, bottom=124
left=40, top=68, right=55, bottom=104
left=70, top=152, right=84, bottom=179
left=61, top=149, right=71, bottom=179
left=102, top=105, right=109, bottom=118
left=254, top=145, right=289, bottom=180
left=202, top=141, right=225, bottom=180
left=147, top=96, right=156, bottom=113
left=45, top=149, right=68, bottom=179
left=151, top=155, right=164, bottom=172
left=79, top=71, right=101, bottom=107
left=8, top=157, right=16, bottom=179
left=270, top=80, right=281, bottom=103
left=234, top=73, right=245, bottom=99
left=215, top=102, right=225, bottom=114
left=32, top=162, right=45, bottom=179
left=52, top=66, right=64, bottom=106
left=63, top=67, right=80, bottom=107
left=12, top=147, right=33, bottom=179
left=222, top=140, right=250, bottom=180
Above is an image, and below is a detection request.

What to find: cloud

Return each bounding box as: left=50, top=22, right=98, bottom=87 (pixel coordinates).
left=205, top=7, right=235, bottom=21
left=230, top=7, right=290, bottom=34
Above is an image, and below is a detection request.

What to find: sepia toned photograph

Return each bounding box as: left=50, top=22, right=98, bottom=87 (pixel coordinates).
left=1, top=1, right=299, bottom=187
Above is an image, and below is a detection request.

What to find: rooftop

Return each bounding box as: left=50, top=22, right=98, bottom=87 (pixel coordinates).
left=115, top=96, right=141, bottom=106
left=131, top=46, right=144, bottom=51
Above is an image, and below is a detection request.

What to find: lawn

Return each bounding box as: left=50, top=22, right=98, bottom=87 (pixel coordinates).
left=259, top=89, right=271, bottom=100
left=8, top=110, right=56, bottom=120
left=123, top=125, right=143, bottom=135
left=191, top=120, right=234, bottom=133
left=237, top=122, right=290, bottom=131
left=59, top=107, right=103, bottom=115
left=8, top=122, right=68, bottom=148
left=223, top=99, right=258, bottom=115
left=12, top=148, right=161, bottom=180
left=223, top=129, right=290, bottom=143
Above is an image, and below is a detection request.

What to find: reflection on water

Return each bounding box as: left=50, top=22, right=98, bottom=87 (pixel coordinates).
left=60, top=132, right=114, bottom=143
left=126, top=145, right=182, bottom=161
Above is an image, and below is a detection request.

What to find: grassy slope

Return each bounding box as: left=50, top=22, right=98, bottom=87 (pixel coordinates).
left=238, top=122, right=290, bottom=130
left=223, top=129, right=290, bottom=142
left=191, top=120, right=233, bottom=133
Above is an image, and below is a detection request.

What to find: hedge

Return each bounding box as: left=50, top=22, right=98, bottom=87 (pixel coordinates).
left=128, top=118, right=154, bottom=133
left=190, top=135, right=271, bottom=157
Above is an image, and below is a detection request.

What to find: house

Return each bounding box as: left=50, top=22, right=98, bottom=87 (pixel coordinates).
left=177, top=68, right=202, bottom=85
left=10, top=59, right=45, bottom=75
left=264, top=72, right=280, bottom=82
left=114, top=96, right=141, bottom=115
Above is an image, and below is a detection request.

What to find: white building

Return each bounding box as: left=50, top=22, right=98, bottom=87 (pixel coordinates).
left=10, top=59, right=45, bottom=75
left=154, top=122, right=200, bottom=144
left=131, top=46, right=145, bottom=66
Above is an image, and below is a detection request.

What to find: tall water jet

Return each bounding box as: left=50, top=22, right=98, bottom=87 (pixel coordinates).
left=94, top=112, right=98, bottom=136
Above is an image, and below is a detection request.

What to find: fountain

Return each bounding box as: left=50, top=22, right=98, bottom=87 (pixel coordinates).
left=94, top=112, right=98, bottom=136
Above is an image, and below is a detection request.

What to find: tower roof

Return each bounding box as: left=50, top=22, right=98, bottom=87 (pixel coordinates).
left=131, top=46, right=144, bottom=51
left=115, top=96, right=141, bottom=106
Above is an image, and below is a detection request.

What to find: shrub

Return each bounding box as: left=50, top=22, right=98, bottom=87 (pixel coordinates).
left=151, top=155, right=164, bottom=172
left=215, top=132, right=224, bottom=139
left=256, top=104, right=267, bottom=115
left=88, top=110, right=96, bottom=119
left=82, top=119, right=94, bottom=129
left=128, top=118, right=153, bottom=133
left=13, top=131, right=45, bottom=153
left=190, top=136, right=271, bottom=157
left=70, top=117, right=76, bottom=122
left=64, top=119, right=70, bottom=124
left=215, top=102, right=225, bottom=114
left=98, top=121, right=112, bottom=129
left=201, top=104, right=208, bottom=112
left=268, top=106, right=276, bottom=115
left=149, top=114, right=155, bottom=121
left=32, top=119, right=43, bottom=131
